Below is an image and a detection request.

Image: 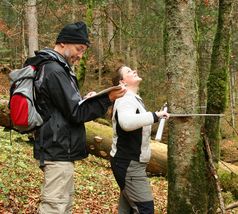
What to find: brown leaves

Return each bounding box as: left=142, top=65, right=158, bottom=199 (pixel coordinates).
left=0, top=129, right=168, bottom=213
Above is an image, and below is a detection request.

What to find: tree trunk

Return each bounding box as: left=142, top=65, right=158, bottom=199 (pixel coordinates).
left=205, top=0, right=234, bottom=212
left=95, top=8, right=103, bottom=86
left=229, top=66, right=236, bottom=134
left=25, top=0, right=38, bottom=57
left=196, top=0, right=219, bottom=115
left=164, top=0, right=209, bottom=213
left=71, top=0, right=76, bottom=22
left=126, top=0, right=132, bottom=66
left=75, top=0, right=93, bottom=88
left=107, top=0, right=114, bottom=54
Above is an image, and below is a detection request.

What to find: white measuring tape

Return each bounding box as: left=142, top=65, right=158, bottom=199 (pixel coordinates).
left=155, top=112, right=224, bottom=141
left=170, top=113, right=224, bottom=117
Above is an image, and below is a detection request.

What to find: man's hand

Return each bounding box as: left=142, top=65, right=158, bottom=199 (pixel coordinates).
left=108, top=85, right=127, bottom=102
left=84, top=91, right=97, bottom=99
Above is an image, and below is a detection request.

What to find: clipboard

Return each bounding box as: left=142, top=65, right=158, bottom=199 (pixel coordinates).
left=78, top=85, right=122, bottom=105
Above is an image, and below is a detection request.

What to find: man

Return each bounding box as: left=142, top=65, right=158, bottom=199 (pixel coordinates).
left=110, top=65, right=169, bottom=213
left=28, top=21, right=126, bottom=213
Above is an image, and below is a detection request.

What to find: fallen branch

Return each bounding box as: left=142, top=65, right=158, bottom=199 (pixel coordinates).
left=217, top=201, right=238, bottom=213
left=203, top=134, right=225, bottom=214
left=225, top=159, right=238, bottom=164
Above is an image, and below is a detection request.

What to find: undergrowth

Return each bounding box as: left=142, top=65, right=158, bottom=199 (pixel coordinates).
left=0, top=128, right=167, bottom=214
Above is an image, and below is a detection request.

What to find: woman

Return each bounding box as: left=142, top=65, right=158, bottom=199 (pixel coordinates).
left=110, top=65, right=169, bottom=214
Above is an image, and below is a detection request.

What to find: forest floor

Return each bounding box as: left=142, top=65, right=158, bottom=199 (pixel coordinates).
left=1, top=128, right=238, bottom=213
left=0, top=128, right=168, bottom=214
left=221, top=139, right=238, bottom=165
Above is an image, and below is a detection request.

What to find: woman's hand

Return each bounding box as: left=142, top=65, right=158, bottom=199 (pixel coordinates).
left=156, top=110, right=170, bottom=119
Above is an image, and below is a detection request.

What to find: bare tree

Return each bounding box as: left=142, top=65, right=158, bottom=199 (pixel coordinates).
left=196, top=0, right=219, bottom=114
left=95, top=8, right=103, bottom=86
left=107, top=0, right=114, bottom=53
left=205, top=0, right=234, bottom=212
left=25, top=0, right=38, bottom=57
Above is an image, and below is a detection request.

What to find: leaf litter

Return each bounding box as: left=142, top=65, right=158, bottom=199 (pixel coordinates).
left=0, top=128, right=168, bottom=213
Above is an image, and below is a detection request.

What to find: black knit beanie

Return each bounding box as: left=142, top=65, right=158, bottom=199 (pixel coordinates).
left=56, top=21, right=90, bottom=46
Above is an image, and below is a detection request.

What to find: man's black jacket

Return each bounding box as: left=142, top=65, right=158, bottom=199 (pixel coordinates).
left=28, top=48, right=112, bottom=163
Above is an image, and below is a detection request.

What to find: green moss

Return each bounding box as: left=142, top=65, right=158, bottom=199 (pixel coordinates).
left=75, top=0, right=93, bottom=88
left=167, top=126, right=208, bottom=213
left=85, top=121, right=113, bottom=139
left=222, top=191, right=235, bottom=205
left=219, top=170, right=238, bottom=199
left=207, top=69, right=228, bottom=113
left=94, top=118, right=111, bottom=126
left=86, top=0, right=93, bottom=27
left=76, top=58, right=86, bottom=88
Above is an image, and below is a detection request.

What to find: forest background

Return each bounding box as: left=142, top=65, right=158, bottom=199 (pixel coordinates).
left=0, top=0, right=238, bottom=213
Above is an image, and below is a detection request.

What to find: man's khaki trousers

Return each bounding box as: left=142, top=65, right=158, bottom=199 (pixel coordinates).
left=38, top=161, right=74, bottom=214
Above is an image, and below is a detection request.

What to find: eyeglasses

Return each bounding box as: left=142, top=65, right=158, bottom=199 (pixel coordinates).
left=76, top=46, right=87, bottom=54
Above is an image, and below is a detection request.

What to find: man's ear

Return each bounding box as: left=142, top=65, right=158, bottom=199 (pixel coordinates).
left=60, top=43, right=66, bottom=48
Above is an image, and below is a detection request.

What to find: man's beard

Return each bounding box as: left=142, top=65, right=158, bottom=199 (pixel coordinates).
left=63, top=49, right=73, bottom=66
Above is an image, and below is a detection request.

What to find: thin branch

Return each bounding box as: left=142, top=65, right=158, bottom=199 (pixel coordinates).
left=219, top=161, right=237, bottom=175
left=102, top=8, right=134, bottom=37
left=203, top=134, right=226, bottom=214
left=223, top=117, right=238, bottom=136
left=225, top=159, right=238, bottom=164
left=217, top=201, right=238, bottom=213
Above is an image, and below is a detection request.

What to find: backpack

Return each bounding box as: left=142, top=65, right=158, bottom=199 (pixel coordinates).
left=9, top=57, right=51, bottom=133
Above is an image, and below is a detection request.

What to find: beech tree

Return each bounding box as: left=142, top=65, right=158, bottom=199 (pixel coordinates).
left=205, top=0, right=234, bottom=212
left=165, top=0, right=234, bottom=213
left=164, top=0, right=207, bottom=212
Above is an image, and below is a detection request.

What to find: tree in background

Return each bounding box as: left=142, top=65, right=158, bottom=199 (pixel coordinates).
left=196, top=0, right=219, bottom=115
left=25, top=0, right=38, bottom=57
left=229, top=1, right=238, bottom=133
left=205, top=0, right=234, bottom=212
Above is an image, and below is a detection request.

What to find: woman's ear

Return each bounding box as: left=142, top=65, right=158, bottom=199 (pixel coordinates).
left=119, top=80, right=124, bottom=85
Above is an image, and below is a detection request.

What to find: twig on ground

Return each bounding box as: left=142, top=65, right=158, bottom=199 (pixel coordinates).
left=203, top=134, right=226, bottom=214
left=217, top=201, right=238, bottom=213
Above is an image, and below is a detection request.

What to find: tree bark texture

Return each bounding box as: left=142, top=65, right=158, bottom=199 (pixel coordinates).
left=196, top=0, right=219, bottom=115
left=205, top=0, right=234, bottom=213
left=164, top=0, right=209, bottom=213
left=107, top=0, right=115, bottom=53
left=25, top=0, right=38, bottom=57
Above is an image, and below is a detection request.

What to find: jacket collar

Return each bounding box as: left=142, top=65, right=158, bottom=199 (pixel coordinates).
left=36, top=48, right=72, bottom=72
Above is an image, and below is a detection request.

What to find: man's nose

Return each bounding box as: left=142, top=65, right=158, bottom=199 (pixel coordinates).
left=78, top=52, right=84, bottom=59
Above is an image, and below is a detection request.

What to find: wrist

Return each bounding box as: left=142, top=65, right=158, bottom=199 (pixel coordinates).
left=153, top=112, right=159, bottom=123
